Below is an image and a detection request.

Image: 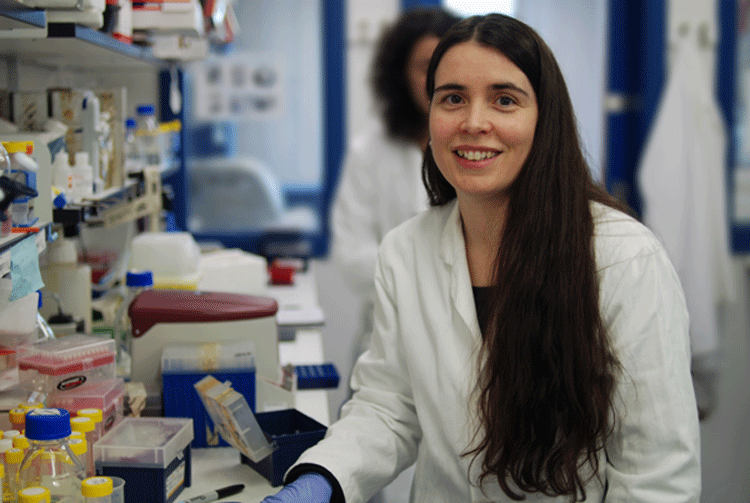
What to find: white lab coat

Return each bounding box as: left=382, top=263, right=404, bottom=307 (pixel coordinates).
left=294, top=200, right=701, bottom=502
left=331, top=123, right=427, bottom=304
left=638, top=30, right=735, bottom=358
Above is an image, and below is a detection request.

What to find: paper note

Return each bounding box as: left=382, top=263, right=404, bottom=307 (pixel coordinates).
left=10, top=235, right=44, bottom=301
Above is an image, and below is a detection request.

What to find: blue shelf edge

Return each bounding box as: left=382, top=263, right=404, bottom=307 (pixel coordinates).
left=0, top=0, right=45, bottom=29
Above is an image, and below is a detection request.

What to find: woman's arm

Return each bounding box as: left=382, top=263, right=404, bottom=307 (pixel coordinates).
left=601, top=245, right=701, bottom=502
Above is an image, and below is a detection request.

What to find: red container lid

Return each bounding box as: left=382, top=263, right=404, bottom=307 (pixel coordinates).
left=129, top=290, right=278, bottom=338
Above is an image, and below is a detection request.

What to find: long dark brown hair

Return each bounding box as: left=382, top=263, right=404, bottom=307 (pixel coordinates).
left=372, top=7, right=460, bottom=142
left=423, top=14, right=629, bottom=501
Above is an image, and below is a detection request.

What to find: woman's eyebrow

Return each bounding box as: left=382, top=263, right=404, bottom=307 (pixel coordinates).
left=491, top=83, right=530, bottom=97
left=434, top=82, right=530, bottom=97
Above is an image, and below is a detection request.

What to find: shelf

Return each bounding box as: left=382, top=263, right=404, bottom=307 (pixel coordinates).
left=0, top=0, right=45, bottom=31
left=53, top=169, right=162, bottom=229
left=0, top=21, right=162, bottom=70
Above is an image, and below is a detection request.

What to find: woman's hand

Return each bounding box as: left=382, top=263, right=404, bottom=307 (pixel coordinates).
left=260, top=473, right=332, bottom=503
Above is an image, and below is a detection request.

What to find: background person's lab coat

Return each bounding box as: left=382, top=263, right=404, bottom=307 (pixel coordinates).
left=330, top=122, right=427, bottom=373
left=638, top=22, right=736, bottom=411
left=294, top=200, right=700, bottom=502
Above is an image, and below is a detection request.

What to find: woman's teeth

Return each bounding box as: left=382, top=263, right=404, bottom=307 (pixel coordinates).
left=456, top=150, right=498, bottom=161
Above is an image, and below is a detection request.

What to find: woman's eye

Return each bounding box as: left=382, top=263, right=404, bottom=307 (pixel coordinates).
left=442, top=94, right=463, bottom=105
left=496, top=96, right=516, bottom=106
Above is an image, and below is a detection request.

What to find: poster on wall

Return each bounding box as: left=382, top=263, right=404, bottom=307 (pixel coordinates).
left=191, top=52, right=284, bottom=121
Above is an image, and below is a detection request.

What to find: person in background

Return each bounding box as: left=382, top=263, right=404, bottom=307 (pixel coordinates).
left=330, top=7, right=460, bottom=387
left=264, top=13, right=700, bottom=503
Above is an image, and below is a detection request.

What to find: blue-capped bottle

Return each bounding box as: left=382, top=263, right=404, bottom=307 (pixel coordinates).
left=134, top=104, right=160, bottom=169
left=19, top=408, right=84, bottom=502
left=113, top=270, right=153, bottom=378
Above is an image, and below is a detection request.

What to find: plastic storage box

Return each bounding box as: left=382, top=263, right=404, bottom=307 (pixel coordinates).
left=240, top=409, right=327, bottom=487
left=17, top=334, right=116, bottom=395
left=161, top=342, right=255, bottom=448
left=48, top=378, right=125, bottom=433
left=94, top=417, right=193, bottom=503
left=17, top=334, right=115, bottom=394
left=295, top=363, right=340, bottom=389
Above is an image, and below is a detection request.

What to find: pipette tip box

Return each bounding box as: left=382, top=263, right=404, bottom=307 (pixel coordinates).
left=240, top=409, right=327, bottom=487
left=17, top=333, right=116, bottom=395
left=161, top=343, right=256, bottom=448
left=94, top=416, right=193, bottom=503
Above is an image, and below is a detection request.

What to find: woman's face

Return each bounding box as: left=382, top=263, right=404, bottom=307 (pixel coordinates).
left=429, top=41, right=538, bottom=205
left=406, top=35, right=441, bottom=116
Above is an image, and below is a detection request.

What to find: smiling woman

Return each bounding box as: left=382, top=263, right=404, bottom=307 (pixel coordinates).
left=262, top=13, right=700, bottom=503
left=429, top=41, right=538, bottom=209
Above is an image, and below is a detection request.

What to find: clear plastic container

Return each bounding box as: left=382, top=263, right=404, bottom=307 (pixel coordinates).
left=81, top=477, right=112, bottom=503
left=19, top=408, right=85, bottom=502
left=4, top=447, right=23, bottom=502
left=17, top=335, right=116, bottom=396
left=123, top=118, right=142, bottom=175
left=93, top=417, right=193, bottom=503
left=113, top=272, right=153, bottom=379
left=69, top=418, right=94, bottom=478
left=193, top=375, right=273, bottom=462
left=161, top=341, right=255, bottom=373
left=48, top=383, right=123, bottom=436
left=134, top=105, right=160, bottom=169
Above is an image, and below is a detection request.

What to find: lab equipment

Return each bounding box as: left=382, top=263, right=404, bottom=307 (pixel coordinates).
left=4, top=447, right=22, bottom=502
left=161, top=342, right=255, bottom=448
left=17, top=334, right=116, bottom=396
left=122, top=119, right=141, bottom=175
left=68, top=438, right=88, bottom=479
left=134, top=105, right=160, bottom=170
left=177, top=483, right=243, bottom=503
left=112, top=271, right=153, bottom=378
left=128, top=290, right=279, bottom=390
left=69, top=418, right=95, bottom=477
left=240, top=409, right=327, bottom=487
left=127, top=232, right=200, bottom=290
left=192, top=375, right=273, bottom=462
left=8, top=410, right=26, bottom=432
left=93, top=417, right=193, bottom=503
left=108, top=477, right=124, bottom=503
left=294, top=364, right=340, bottom=390
left=19, top=408, right=85, bottom=502
left=81, top=477, right=112, bottom=503
left=75, top=409, right=103, bottom=444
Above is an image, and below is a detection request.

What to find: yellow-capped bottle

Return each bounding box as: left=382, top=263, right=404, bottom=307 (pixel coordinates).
left=4, top=448, right=23, bottom=502
left=69, top=418, right=95, bottom=478
left=81, top=477, right=112, bottom=503
left=74, top=410, right=102, bottom=446
left=67, top=439, right=88, bottom=478
left=9, top=410, right=27, bottom=434
left=12, top=435, right=29, bottom=452
left=18, top=487, right=50, bottom=503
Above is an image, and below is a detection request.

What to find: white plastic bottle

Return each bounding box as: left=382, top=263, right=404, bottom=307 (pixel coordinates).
left=71, top=152, right=94, bottom=203
left=51, top=153, right=73, bottom=200
left=113, top=270, right=153, bottom=378
left=134, top=104, right=160, bottom=169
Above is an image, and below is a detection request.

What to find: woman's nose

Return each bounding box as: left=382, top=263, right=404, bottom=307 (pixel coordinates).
left=460, top=104, right=491, bottom=134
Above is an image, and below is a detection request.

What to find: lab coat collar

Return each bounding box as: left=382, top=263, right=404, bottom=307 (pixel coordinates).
left=440, top=200, right=482, bottom=339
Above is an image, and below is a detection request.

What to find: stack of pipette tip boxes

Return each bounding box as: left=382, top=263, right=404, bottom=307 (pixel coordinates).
left=17, top=333, right=125, bottom=433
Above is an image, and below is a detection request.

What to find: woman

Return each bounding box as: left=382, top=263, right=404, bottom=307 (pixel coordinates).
left=265, top=13, right=700, bottom=503
left=331, top=6, right=460, bottom=319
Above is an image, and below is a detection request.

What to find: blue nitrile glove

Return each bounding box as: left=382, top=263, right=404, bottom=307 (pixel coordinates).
left=261, top=473, right=333, bottom=503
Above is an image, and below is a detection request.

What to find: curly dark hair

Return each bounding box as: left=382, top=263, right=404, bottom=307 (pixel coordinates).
left=372, top=7, right=460, bottom=142
left=423, top=14, right=630, bottom=501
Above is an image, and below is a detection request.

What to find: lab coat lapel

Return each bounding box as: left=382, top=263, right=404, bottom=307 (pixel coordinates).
left=440, top=202, right=482, bottom=339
